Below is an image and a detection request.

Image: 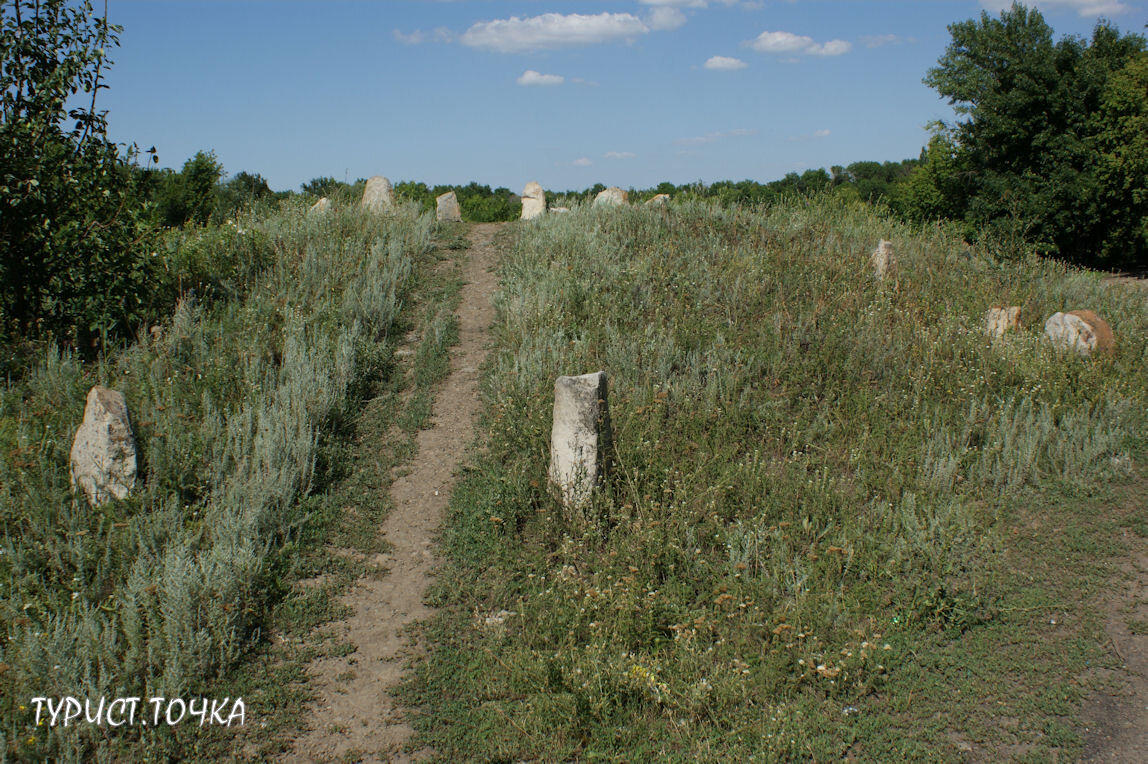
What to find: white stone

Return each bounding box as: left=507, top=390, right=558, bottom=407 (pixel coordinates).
left=870, top=239, right=895, bottom=281
left=594, top=187, right=628, bottom=207
left=521, top=181, right=546, bottom=220
left=551, top=206, right=570, bottom=214
left=70, top=386, right=137, bottom=506
left=984, top=306, right=1021, bottom=339
left=360, top=176, right=395, bottom=213
left=646, top=194, right=670, bottom=206
left=549, top=372, right=611, bottom=509
left=308, top=197, right=331, bottom=215
left=1044, top=310, right=1114, bottom=356
left=436, top=191, right=461, bottom=222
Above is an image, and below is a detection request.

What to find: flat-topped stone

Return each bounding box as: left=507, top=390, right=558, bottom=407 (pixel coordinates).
left=436, top=191, right=461, bottom=222
left=594, top=187, right=628, bottom=207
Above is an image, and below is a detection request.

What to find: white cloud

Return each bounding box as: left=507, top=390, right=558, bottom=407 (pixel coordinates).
left=604, top=151, right=636, bottom=159
left=393, top=29, right=425, bottom=45
left=639, top=0, right=707, bottom=7
left=460, top=13, right=649, bottom=53
left=980, top=0, right=1129, bottom=16
left=572, top=157, right=593, bottom=166
left=648, top=7, right=688, bottom=30
left=745, top=29, right=851, bottom=56
left=814, top=128, right=831, bottom=137
left=517, top=70, right=565, bottom=86
left=675, top=127, right=756, bottom=146
left=860, top=34, right=900, bottom=48
left=704, top=55, right=747, bottom=70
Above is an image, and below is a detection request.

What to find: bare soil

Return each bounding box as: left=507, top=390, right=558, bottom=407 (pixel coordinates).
left=286, top=223, right=502, bottom=763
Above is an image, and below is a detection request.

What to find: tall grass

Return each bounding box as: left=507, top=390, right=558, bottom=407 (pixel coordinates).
left=410, top=196, right=1146, bottom=760
left=0, top=200, right=431, bottom=760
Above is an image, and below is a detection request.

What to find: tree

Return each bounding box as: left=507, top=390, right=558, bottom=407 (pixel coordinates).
left=1, top=0, right=157, bottom=347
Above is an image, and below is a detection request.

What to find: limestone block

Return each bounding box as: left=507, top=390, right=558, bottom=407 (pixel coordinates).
left=870, top=239, right=895, bottom=280
left=984, top=306, right=1021, bottom=338
left=1044, top=310, right=1114, bottom=356
left=360, top=176, right=395, bottom=213
left=593, top=187, right=628, bottom=207
left=308, top=197, right=331, bottom=215
left=646, top=194, right=670, bottom=206
left=70, top=386, right=137, bottom=506
left=549, top=372, right=612, bottom=509
left=436, top=191, right=462, bottom=222
left=521, top=181, right=547, bottom=220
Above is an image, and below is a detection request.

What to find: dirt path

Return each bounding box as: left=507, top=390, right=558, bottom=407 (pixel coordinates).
left=287, top=223, right=502, bottom=763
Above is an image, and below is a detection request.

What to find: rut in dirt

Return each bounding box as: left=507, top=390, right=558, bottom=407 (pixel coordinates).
left=286, top=222, right=503, bottom=764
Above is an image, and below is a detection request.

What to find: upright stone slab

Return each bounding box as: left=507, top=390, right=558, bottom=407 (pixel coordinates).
left=646, top=194, right=670, bottom=206
left=594, top=187, right=628, bottom=207
left=360, top=176, right=395, bottom=213
left=870, top=239, right=895, bottom=281
left=521, top=181, right=547, bottom=220
left=549, top=372, right=612, bottom=510
left=70, top=386, right=137, bottom=506
left=308, top=197, right=331, bottom=215
left=1044, top=310, right=1114, bottom=356
left=436, top=191, right=461, bottom=222
left=984, top=306, right=1021, bottom=339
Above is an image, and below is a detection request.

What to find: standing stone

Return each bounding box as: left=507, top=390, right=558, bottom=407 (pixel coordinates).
left=360, top=176, right=395, bottom=213
left=984, top=306, right=1021, bottom=339
left=521, top=181, right=547, bottom=220
left=549, top=372, right=612, bottom=510
left=646, top=194, right=670, bottom=206
left=870, top=239, right=895, bottom=281
left=593, top=187, right=628, bottom=207
left=70, top=386, right=137, bottom=506
left=1044, top=310, right=1115, bottom=356
left=308, top=197, right=331, bottom=215
left=551, top=206, right=570, bottom=214
left=436, top=191, right=462, bottom=222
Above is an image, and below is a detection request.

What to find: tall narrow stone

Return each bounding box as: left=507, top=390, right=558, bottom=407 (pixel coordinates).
left=521, top=181, right=547, bottom=220
left=984, top=306, right=1021, bottom=338
left=549, top=372, right=612, bottom=510
left=870, top=239, right=895, bottom=280
left=436, top=191, right=462, bottom=222
left=360, top=176, right=395, bottom=213
left=70, top=386, right=138, bottom=506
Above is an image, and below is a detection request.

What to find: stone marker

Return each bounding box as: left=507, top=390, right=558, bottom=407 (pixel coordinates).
left=1044, top=310, right=1114, bottom=356
left=521, top=181, right=547, bottom=220
left=308, top=197, right=331, bottom=215
left=870, top=239, right=895, bottom=281
left=593, top=186, right=628, bottom=207
left=984, top=306, right=1021, bottom=338
left=360, top=176, right=395, bottom=213
left=436, top=191, right=461, bottom=222
left=549, top=372, right=612, bottom=510
left=551, top=206, right=570, bottom=214
left=646, top=194, right=670, bottom=206
left=70, top=386, right=137, bottom=506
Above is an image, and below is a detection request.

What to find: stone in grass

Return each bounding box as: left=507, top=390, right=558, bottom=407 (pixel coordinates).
left=551, top=206, right=571, bottom=214
left=436, top=191, right=461, bottom=222
left=870, top=239, right=895, bottom=280
left=549, top=371, right=612, bottom=510
left=521, top=181, right=547, bottom=220
left=984, top=306, right=1021, bottom=339
left=308, top=197, right=331, bottom=215
left=360, top=176, right=395, bottom=213
left=1044, top=310, right=1114, bottom=356
left=646, top=194, right=670, bottom=206
left=70, top=386, right=137, bottom=506
left=593, top=187, right=628, bottom=207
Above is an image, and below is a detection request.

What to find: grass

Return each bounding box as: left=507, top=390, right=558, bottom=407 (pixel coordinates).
left=403, top=195, right=1147, bottom=761
left=0, top=198, right=442, bottom=761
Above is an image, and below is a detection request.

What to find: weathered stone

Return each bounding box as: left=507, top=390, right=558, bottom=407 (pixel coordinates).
left=984, top=306, right=1021, bottom=338
left=70, top=386, right=137, bottom=506
left=436, top=191, right=461, bottom=222
left=360, top=176, right=395, bottom=213
left=646, top=194, right=670, bottom=206
left=549, top=371, right=612, bottom=509
left=308, top=197, right=331, bottom=215
left=551, top=206, right=570, bottom=214
left=521, top=181, right=546, bottom=220
left=1044, top=310, right=1114, bottom=356
left=593, top=186, right=628, bottom=207
left=870, top=239, right=895, bottom=281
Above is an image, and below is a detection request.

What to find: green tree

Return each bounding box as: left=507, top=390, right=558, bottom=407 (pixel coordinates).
left=1, top=0, right=158, bottom=348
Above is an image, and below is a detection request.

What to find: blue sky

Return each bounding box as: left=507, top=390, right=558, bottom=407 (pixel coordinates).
left=98, top=0, right=1147, bottom=193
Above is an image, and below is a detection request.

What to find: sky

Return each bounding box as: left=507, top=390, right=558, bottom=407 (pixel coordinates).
left=96, top=0, right=1148, bottom=193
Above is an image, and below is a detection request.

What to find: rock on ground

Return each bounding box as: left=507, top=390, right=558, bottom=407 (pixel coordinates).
left=360, top=176, right=395, bottom=213
left=436, top=191, right=462, bottom=222
left=646, top=194, right=670, bottom=206
left=521, top=181, right=547, bottom=220
left=594, top=187, right=628, bottom=207
left=70, top=386, right=137, bottom=506
left=549, top=371, right=612, bottom=510
left=1045, top=310, right=1114, bottom=356
left=870, top=239, right=895, bottom=281
left=308, top=197, right=331, bottom=215
left=984, top=306, right=1021, bottom=338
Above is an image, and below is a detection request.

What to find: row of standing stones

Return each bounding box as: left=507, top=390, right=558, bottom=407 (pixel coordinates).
left=66, top=233, right=1112, bottom=510
left=308, top=176, right=463, bottom=222
left=519, top=181, right=670, bottom=220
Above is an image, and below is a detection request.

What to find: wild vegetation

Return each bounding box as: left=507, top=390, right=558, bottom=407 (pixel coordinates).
left=405, top=196, right=1148, bottom=760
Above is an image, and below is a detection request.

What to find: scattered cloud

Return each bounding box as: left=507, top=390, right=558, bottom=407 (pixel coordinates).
left=745, top=30, right=851, bottom=56
left=460, top=13, right=649, bottom=53
left=639, top=0, right=707, bottom=7
left=648, top=7, right=688, bottom=30
left=604, top=151, right=636, bottom=159
left=860, top=33, right=901, bottom=48
left=572, top=157, right=594, bottom=167
left=517, top=70, right=565, bottom=86
left=704, top=55, right=747, bottom=70
left=814, top=128, right=831, bottom=137
left=675, top=127, right=756, bottom=146
left=980, top=0, right=1130, bottom=16
left=392, top=27, right=455, bottom=45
